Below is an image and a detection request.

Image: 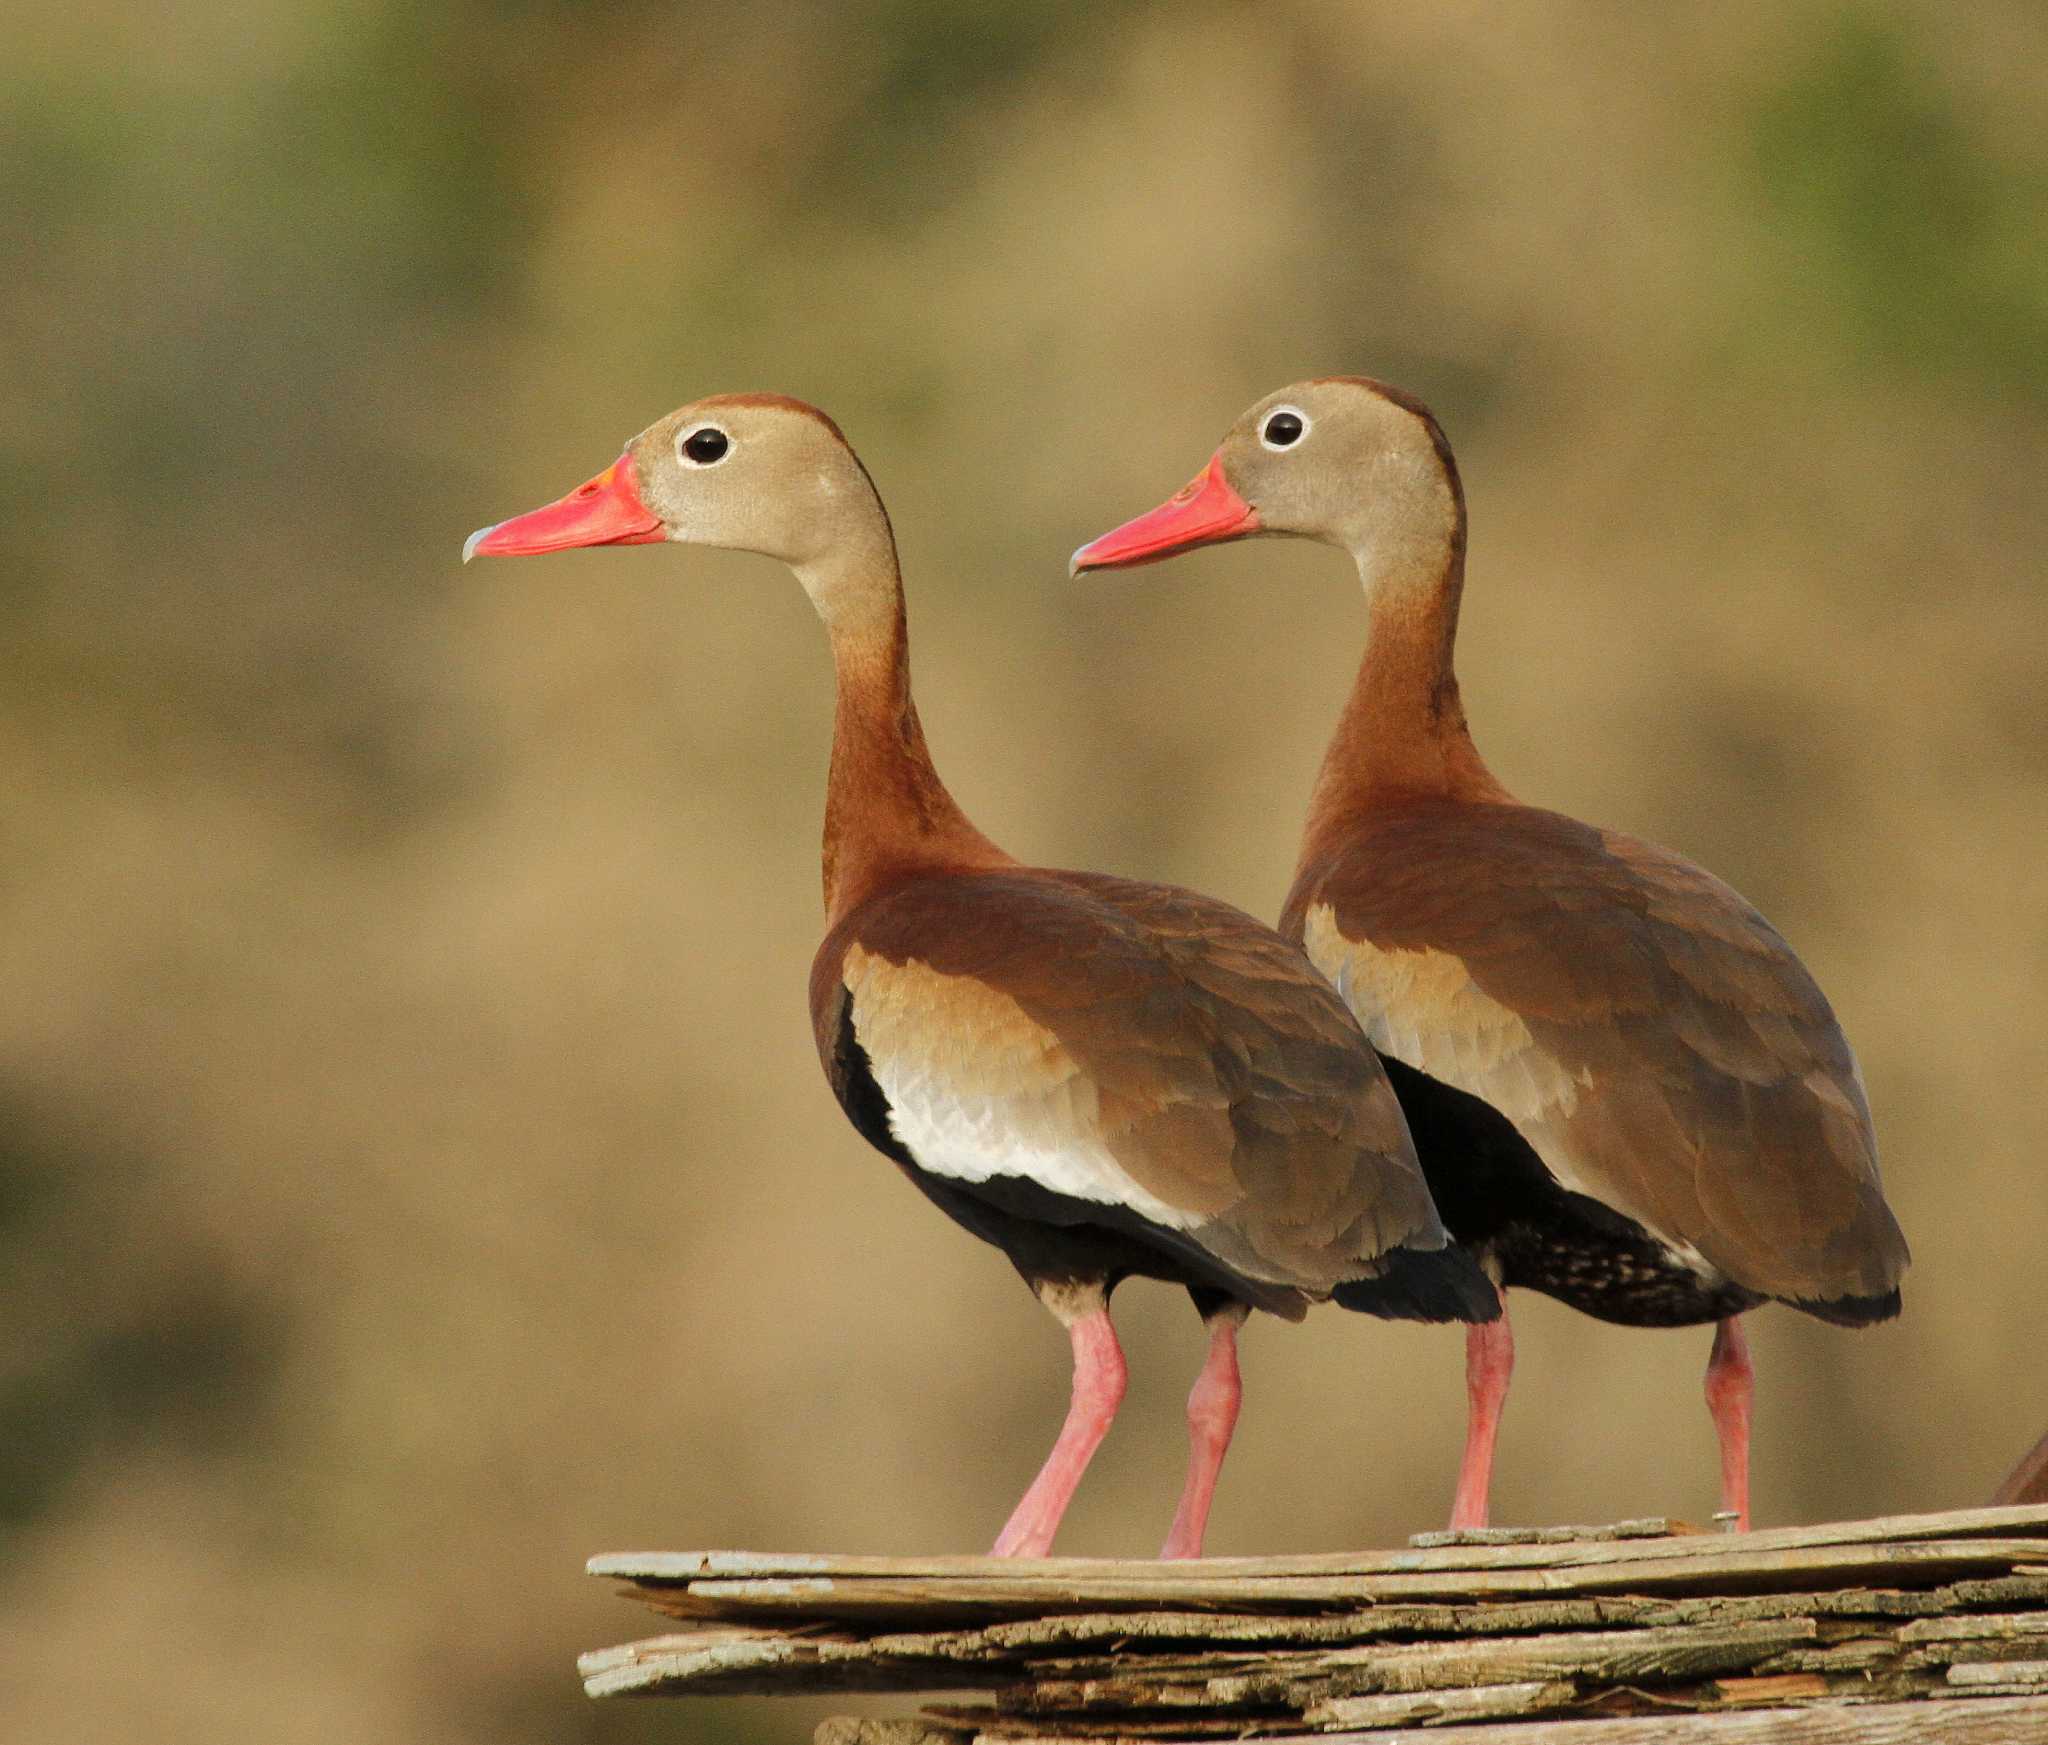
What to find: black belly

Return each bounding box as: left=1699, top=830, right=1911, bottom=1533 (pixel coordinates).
left=1380, top=1056, right=1763, bottom=1328
left=822, top=997, right=1306, bottom=1315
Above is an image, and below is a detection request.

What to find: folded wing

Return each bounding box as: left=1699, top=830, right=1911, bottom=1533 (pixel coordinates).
left=1289, top=803, right=1908, bottom=1306
left=814, top=868, right=1453, bottom=1306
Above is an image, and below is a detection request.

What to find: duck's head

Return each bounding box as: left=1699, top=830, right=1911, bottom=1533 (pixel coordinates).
left=1071, top=378, right=1461, bottom=577
left=465, top=395, right=894, bottom=606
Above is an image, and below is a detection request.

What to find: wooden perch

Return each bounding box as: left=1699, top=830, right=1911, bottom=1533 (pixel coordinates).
left=581, top=1505, right=2048, bottom=1740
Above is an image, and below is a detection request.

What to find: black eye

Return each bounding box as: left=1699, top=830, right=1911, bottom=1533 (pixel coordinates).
left=1262, top=409, right=1305, bottom=449
left=681, top=426, right=729, bottom=465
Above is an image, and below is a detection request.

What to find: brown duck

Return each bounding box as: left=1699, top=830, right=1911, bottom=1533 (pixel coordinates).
left=465, top=394, right=1496, bottom=1557
left=1073, top=378, right=1909, bottom=1531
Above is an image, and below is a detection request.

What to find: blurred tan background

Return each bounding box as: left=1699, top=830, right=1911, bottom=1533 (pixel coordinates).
left=4, top=2, right=2045, bottom=1740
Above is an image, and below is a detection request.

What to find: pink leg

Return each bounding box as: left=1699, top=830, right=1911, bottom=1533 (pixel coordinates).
left=990, top=1296, right=1128, bottom=1557
left=1448, top=1302, right=1514, bottom=1531
left=1705, top=1315, right=1754, bottom=1531
left=1161, top=1304, right=1247, bottom=1559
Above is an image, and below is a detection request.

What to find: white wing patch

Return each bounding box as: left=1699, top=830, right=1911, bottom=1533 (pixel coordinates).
left=1301, top=904, right=1603, bottom=1201
left=843, top=946, right=1204, bottom=1232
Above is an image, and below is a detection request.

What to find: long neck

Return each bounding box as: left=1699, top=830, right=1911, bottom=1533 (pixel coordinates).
left=1297, top=522, right=1510, bottom=873
left=804, top=536, right=1010, bottom=925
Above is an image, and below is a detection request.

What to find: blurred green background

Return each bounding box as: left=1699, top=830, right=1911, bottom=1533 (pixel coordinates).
left=4, top=3, right=2045, bottom=1740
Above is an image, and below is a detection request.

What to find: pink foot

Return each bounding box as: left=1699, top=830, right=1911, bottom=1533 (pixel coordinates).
left=1161, top=1305, right=1246, bottom=1559
left=1449, top=1304, right=1514, bottom=1531
left=991, top=1300, right=1127, bottom=1557
left=1705, top=1316, right=1753, bottom=1531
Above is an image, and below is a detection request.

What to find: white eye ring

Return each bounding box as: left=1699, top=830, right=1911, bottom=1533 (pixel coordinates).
left=1259, top=405, right=1311, bottom=451
left=676, top=422, right=732, bottom=467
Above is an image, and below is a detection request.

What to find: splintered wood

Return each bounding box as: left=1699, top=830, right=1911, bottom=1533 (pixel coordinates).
left=580, top=1505, right=2048, bottom=1741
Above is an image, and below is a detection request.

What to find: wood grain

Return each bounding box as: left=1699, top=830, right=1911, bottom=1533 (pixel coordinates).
left=580, top=1506, right=2048, bottom=1740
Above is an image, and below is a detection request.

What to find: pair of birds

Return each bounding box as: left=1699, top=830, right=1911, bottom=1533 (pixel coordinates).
left=465, top=379, right=1908, bottom=1559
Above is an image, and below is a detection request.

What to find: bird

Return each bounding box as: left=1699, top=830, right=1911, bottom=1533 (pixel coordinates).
left=1071, top=376, right=1909, bottom=1532
left=463, top=393, right=1498, bottom=1557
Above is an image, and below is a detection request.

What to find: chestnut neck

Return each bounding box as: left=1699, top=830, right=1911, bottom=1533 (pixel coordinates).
left=1296, top=527, right=1511, bottom=876
left=806, top=542, right=1010, bottom=926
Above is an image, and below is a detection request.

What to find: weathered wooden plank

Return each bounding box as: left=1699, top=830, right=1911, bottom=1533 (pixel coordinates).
left=581, top=1635, right=802, bottom=1698
left=981, top=1602, right=1612, bottom=1648
left=1296, top=1618, right=1818, bottom=1702
left=1406, top=1518, right=1687, bottom=1548
left=815, top=1720, right=974, bottom=1745
left=623, top=1541, right=2047, bottom=1626
left=580, top=1615, right=1876, bottom=1702
left=971, top=1576, right=2048, bottom=1649
left=588, top=1507, right=2048, bottom=1590
left=587, top=1573, right=2048, bottom=1669
left=969, top=1592, right=1784, bottom=1649
left=814, top=1720, right=972, bottom=1745
left=573, top=1597, right=2048, bottom=1704
left=1903, top=1611, right=2048, bottom=1645
left=580, top=1582, right=2048, bottom=1700
left=1005, top=1619, right=1817, bottom=1714
left=579, top=1627, right=1034, bottom=1698
left=597, top=1510, right=2048, bottom=1739
left=582, top=1615, right=1838, bottom=1701
left=1948, top=1660, right=2048, bottom=1688
left=1304, top=1678, right=1580, bottom=1728
left=1253, top=1691, right=2048, bottom=1742
left=1712, top=1673, right=1832, bottom=1705
left=937, top=1693, right=2048, bottom=1743
left=1952, top=1576, right=2048, bottom=1608
left=949, top=1716, right=1264, bottom=1740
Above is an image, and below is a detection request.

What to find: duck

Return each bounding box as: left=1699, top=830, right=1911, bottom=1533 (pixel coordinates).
left=464, top=393, right=1497, bottom=1557
left=1071, top=377, right=1909, bottom=1532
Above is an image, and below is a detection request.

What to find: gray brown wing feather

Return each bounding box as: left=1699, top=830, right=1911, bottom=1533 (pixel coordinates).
left=1287, top=802, right=1908, bottom=1303
left=811, top=867, right=1446, bottom=1299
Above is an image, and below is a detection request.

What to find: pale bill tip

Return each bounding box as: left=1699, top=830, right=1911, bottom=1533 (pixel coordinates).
left=1067, top=542, right=1092, bottom=578
left=461, top=523, right=497, bottom=565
